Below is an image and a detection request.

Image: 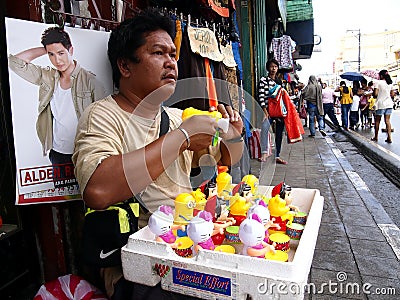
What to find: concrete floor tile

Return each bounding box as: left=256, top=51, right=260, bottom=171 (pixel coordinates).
left=354, top=255, right=400, bottom=279
left=335, top=196, right=366, bottom=208
left=318, top=222, right=346, bottom=237
left=340, top=209, right=376, bottom=227
left=316, top=235, right=351, bottom=252
left=312, top=249, right=358, bottom=274
left=349, top=238, right=398, bottom=260
left=344, top=225, right=387, bottom=242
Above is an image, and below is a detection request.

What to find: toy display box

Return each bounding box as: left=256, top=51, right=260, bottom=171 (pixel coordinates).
left=121, top=187, right=324, bottom=300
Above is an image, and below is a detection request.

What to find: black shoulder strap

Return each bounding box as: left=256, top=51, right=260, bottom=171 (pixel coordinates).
left=134, top=108, right=170, bottom=214
left=159, top=108, right=170, bottom=137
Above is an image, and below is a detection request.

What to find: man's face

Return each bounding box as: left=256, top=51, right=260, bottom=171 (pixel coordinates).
left=46, top=43, right=74, bottom=73
left=127, top=30, right=177, bottom=100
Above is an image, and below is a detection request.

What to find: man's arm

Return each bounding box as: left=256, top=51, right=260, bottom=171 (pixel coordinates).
left=15, top=47, right=47, bottom=63
left=77, top=114, right=219, bottom=210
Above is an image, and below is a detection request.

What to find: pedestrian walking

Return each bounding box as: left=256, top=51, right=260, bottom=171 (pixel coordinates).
left=301, top=75, right=326, bottom=137
left=349, top=89, right=361, bottom=130
left=321, top=82, right=340, bottom=129
left=371, top=69, right=394, bottom=143
left=359, top=78, right=371, bottom=127
left=257, top=59, right=286, bottom=163
left=335, top=81, right=353, bottom=130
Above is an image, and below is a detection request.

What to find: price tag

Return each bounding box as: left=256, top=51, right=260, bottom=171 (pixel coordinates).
left=188, top=26, right=224, bottom=62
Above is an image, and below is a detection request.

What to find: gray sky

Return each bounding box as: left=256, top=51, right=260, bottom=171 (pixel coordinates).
left=297, top=0, right=400, bottom=82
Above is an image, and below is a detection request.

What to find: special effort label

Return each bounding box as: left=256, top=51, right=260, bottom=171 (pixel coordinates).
left=172, top=267, right=231, bottom=296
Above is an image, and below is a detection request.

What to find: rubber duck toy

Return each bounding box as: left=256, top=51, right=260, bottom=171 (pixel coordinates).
left=173, top=193, right=196, bottom=226
left=267, top=195, right=294, bottom=234
left=186, top=211, right=221, bottom=255
left=272, top=182, right=299, bottom=212
left=148, top=205, right=185, bottom=248
left=228, top=193, right=252, bottom=226
left=239, top=213, right=275, bottom=258
left=247, top=199, right=278, bottom=243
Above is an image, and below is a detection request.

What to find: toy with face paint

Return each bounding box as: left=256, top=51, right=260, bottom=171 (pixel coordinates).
left=239, top=213, right=275, bottom=258
left=272, top=182, right=299, bottom=212
left=242, top=174, right=259, bottom=195
left=173, top=193, right=196, bottom=226
left=228, top=193, right=252, bottom=226
left=247, top=199, right=278, bottom=243
left=186, top=211, right=217, bottom=255
left=148, top=205, right=185, bottom=248
left=267, top=195, right=294, bottom=234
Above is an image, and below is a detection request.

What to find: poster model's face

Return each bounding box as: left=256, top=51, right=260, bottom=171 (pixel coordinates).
left=45, top=43, right=74, bottom=73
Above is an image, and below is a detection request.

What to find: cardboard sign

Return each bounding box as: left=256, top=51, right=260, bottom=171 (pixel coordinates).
left=221, top=43, right=237, bottom=68
left=188, top=26, right=224, bottom=62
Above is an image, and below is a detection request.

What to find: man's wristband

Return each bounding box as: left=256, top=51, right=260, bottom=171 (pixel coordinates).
left=225, top=136, right=244, bottom=143
left=177, top=127, right=190, bottom=149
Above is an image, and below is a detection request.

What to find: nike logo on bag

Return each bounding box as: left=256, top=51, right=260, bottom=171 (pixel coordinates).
left=99, top=248, right=119, bottom=259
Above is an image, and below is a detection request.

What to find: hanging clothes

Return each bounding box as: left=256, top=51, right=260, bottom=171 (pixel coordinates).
left=269, top=35, right=296, bottom=71
left=166, top=29, right=232, bottom=111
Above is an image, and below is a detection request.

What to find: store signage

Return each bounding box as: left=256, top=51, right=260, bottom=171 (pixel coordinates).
left=188, top=26, right=224, bottom=62
left=172, top=267, right=231, bottom=296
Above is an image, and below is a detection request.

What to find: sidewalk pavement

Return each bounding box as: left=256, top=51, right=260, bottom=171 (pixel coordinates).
left=250, top=126, right=400, bottom=299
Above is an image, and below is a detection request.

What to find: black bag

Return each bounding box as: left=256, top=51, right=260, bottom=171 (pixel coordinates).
left=81, top=109, right=170, bottom=267
left=82, top=199, right=140, bottom=267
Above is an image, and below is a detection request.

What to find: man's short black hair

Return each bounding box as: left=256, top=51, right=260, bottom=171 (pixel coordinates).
left=41, top=27, right=72, bottom=50
left=107, top=8, right=175, bottom=88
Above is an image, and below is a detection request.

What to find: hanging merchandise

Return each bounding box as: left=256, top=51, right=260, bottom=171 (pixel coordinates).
left=269, top=35, right=297, bottom=71
left=166, top=26, right=232, bottom=111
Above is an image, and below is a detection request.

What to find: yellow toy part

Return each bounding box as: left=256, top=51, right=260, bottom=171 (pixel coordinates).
left=268, top=195, right=290, bottom=218
left=242, top=174, right=259, bottom=195
left=174, top=193, right=196, bottom=225
left=216, top=172, right=232, bottom=197
left=182, top=107, right=222, bottom=121
left=181, top=107, right=229, bottom=134
left=191, top=188, right=207, bottom=211
left=229, top=194, right=251, bottom=216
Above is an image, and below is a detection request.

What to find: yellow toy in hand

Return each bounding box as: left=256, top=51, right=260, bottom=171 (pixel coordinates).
left=182, top=107, right=230, bottom=146
left=182, top=107, right=223, bottom=121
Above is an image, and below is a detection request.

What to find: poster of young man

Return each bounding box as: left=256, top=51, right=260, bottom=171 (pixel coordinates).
left=6, top=17, right=113, bottom=204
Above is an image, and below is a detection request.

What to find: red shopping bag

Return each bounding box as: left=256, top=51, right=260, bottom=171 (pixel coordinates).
left=248, top=128, right=261, bottom=159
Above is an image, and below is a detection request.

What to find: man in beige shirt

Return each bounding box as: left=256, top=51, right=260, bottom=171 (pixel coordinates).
left=72, top=9, right=244, bottom=299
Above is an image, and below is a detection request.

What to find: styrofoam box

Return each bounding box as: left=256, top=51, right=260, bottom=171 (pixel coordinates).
left=122, top=187, right=324, bottom=299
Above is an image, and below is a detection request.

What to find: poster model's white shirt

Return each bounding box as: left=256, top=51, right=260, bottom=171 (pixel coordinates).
left=50, top=82, right=78, bottom=154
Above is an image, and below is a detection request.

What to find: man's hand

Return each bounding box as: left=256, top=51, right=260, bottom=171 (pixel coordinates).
left=179, top=115, right=218, bottom=152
